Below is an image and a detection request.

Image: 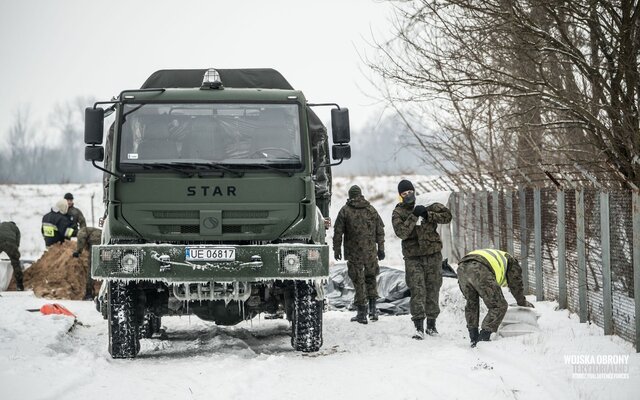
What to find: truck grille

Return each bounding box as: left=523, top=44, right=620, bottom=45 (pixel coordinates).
left=159, top=225, right=200, bottom=234
left=152, top=210, right=199, bottom=219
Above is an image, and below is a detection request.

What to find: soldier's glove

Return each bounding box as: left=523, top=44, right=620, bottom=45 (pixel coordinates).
left=519, top=300, right=535, bottom=308
left=377, top=249, right=385, bottom=261
left=334, top=251, right=342, bottom=261
left=72, top=251, right=80, bottom=258
left=412, top=205, right=427, bottom=217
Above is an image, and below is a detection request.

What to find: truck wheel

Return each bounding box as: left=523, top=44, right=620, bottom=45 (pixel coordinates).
left=291, top=280, right=323, bottom=352
left=107, top=281, right=140, bottom=358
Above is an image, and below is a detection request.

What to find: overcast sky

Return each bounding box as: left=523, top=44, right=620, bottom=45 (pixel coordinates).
left=0, top=0, right=395, bottom=144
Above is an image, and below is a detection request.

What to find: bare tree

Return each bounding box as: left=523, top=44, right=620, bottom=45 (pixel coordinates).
left=368, top=0, right=640, bottom=188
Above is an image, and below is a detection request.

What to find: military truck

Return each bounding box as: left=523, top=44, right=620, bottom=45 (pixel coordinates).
left=84, top=68, right=351, bottom=358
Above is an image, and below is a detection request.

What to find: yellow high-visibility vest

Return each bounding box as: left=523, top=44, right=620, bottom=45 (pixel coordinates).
left=468, top=249, right=509, bottom=287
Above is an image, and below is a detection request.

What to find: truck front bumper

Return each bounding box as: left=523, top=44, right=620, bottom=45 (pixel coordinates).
left=91, top=243, right=328, bottom=282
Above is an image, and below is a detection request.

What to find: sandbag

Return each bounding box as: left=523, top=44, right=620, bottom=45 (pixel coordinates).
left=498, top=305, right=540, bottom=338
left=0, top=260, right=11, bottom=291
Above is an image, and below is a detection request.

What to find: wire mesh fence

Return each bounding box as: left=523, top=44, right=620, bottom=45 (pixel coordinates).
left=447, top=187, right=639, bottom=350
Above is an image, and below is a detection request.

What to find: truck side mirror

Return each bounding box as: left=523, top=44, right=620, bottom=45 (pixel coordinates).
left=85, top=107, right=105, bottom=145
left=332, top=144, right=351, bottom=160
left=331, top=108, right=350, bottom=144
left=85, top=146, right=104, bottom=162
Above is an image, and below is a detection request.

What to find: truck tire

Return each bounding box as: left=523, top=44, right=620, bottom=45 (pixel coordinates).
left=107, top=281, right=140, bottom=358
left=291, top=280, right=323, bottom=352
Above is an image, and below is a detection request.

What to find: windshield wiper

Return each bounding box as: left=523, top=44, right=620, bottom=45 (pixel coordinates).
left=140, top=163, right=194, bottom=177
left=242, top=164, right=296, bottom=177
left=169, top=162, right=245, bottom=178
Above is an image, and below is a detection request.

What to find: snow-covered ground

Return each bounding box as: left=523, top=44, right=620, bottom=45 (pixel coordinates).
left=1, top=177, right=639, bottom=399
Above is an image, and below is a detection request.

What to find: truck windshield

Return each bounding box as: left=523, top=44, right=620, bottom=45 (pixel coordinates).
left=118, top=103, right=303, bottom=170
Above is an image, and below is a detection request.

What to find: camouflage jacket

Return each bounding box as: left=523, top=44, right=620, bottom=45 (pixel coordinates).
left=391, top=202, right=452, bottom=258
left=0, top=221, right=20, bottom=246
left=460, top=252, right=527, bottom=305
left=333, top=196, right=384, bottom=263
left=76, top=227, right=102, bottom=254
left=67, top=206, right=87, bottom=231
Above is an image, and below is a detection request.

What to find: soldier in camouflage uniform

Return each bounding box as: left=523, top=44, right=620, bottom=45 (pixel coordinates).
left=333, top=185, right=385, bottom=324
left=457, top=248, right=534, bottom=347
left=72, top=227, right=102, bottom=299
left=0, top=221, right=23, bottom=291
left=64, top=193, right=86, bottom=237
left=391, top=179, right=452, bottom=339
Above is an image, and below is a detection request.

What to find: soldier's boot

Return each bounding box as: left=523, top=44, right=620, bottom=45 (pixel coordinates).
left=426, top=318, right=438, bottom=336
left=16, top=276, right=24, bottom=291
left=84, top=285, right=94, bottom=301
left=469, top=327, right=479, bottom=348
left=477, top=329, right=492, bottom=343
left=350, top=305, right=368, bottom=324
left=368, top=298, right=378, bottom=321
left=412, top=318, right=425, bottom=340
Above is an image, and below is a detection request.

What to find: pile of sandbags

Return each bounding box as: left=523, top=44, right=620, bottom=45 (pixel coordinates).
left=7, top=241, right=100, bottom=299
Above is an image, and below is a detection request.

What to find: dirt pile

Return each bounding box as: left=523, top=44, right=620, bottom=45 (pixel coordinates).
left=8, top=241, right=101, bottom=299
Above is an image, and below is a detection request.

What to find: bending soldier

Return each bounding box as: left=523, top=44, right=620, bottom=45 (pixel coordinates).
left=391, top=179, right=452, bottom=339
left=457, top=248, right=534, bottom=347
left=333, top=185, right=385, bottom=324
left=73, top=227, right=102, bottom=300
left=0, top=221, right=23, bottom=291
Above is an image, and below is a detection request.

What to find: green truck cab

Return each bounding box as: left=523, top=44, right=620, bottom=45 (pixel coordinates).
left=84, top=69, right=351, bottom=358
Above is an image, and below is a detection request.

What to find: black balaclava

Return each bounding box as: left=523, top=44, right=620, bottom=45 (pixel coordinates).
left=398, top=179, right=415, bottom=204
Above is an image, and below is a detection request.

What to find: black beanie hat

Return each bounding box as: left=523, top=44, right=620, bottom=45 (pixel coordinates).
left=64, top=192, right=74, bottom=200
left=348, top=185, right=362, bottom=199
left=397, top=179, right=414, bottom=194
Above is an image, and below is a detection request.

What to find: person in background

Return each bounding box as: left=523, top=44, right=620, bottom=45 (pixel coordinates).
left=457, top=248, right=534, bottom=347
left=73, top=227, right=102, bottom=300
left=64, top=193, right=86, bottom=236
left=42, top=199, right=75, bottom=247
left=391, top=179, right=452, bottom=339
left=333, top=185, right=385, bottom=324
left=0, top=220, right=23, bottom=291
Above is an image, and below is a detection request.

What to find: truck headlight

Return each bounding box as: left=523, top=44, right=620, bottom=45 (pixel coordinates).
left=282, top=253, right=301, bottom=273
left=120, top=253, right=139, bottom=273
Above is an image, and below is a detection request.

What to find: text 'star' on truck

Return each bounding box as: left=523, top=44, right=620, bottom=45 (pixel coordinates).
left=85, top=68, right=351, bottom=358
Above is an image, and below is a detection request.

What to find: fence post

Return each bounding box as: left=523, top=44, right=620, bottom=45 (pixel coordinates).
left=449, top=192, right=460, bottom=262
left=475, top=192, right=482, bottom=250
left=493, top=191, right=500, bottom=248
left=461, top=192, right=468, bottom=255
left=577, top=189, right=588, bottom=323
left=557, top=189, right=567, bottom=309
left=633, top=190, right=640, bottom=351
left=534, top=188, right=544, bottom=300
left=600, top=191, right=613, bottom=335
left=519, top=186, right=529, bottom=293
left=506, top=190, right=514, bottom=255
left=482, top=191, right=490, bottom=248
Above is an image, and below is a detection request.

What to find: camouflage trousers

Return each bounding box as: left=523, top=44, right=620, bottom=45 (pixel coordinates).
left=0, top=241, right=22, bottom=282
left=347, top=261, right=379, bottom=306
left=457, top=260, right=508, bottom=332
left=404, top=252, right=442, bottom=320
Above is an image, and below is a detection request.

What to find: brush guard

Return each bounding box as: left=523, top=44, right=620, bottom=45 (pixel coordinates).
left=172, top=281, right=251, bottom=302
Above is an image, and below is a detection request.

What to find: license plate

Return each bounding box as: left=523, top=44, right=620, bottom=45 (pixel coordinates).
left=185, top=247, right=236, bottom=262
